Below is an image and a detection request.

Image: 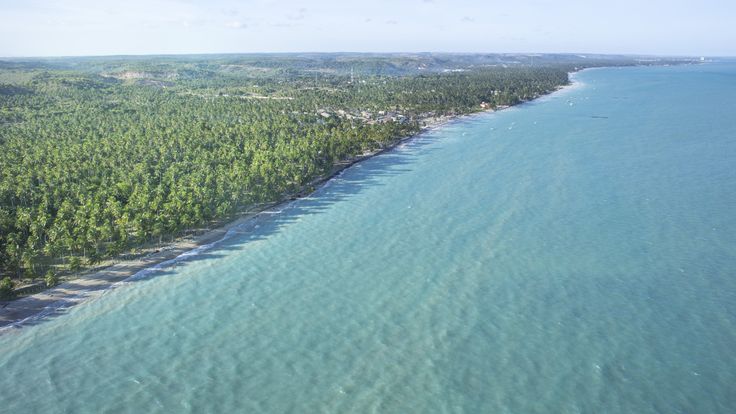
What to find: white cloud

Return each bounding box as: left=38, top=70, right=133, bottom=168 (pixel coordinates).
left=0, top=0, right=732, bottom=56
left=287, top=8, right=307, bottom=21
left=225, top=21, right=247, bottom=29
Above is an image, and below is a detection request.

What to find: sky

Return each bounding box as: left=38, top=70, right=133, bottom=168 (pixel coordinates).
left=0, top=0, right=734, bottom=57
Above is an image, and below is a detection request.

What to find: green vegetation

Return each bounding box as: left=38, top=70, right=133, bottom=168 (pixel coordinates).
left=0, top=276, right=13, bottom=299
left=0, top=53, right=685, bottom=286
left=44, top=269, right=57, bottom=288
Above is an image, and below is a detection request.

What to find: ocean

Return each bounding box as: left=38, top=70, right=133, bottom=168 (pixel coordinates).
left=1, top=63, right=735, bottom=413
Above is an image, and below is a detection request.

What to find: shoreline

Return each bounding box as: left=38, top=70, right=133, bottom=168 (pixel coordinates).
left=0, top=79, right=579, bottom=332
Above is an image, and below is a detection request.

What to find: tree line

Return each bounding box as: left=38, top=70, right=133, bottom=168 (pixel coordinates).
left=0, top=57, right=575, bottom=291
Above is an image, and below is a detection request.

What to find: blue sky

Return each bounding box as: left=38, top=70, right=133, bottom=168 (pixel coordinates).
left=0, top=0, right=733, bottom=57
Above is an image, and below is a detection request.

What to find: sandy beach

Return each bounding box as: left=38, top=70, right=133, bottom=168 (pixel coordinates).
left=0, top=112, right=466, bottom=331
left=0, top=80, right=578, bottom=332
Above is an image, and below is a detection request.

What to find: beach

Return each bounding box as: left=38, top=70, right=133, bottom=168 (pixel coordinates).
left=0, top=74, right=578, bottom=330
left=4, top=63, right=734, bottom=413
left=0, top=109, right=485, bottom=330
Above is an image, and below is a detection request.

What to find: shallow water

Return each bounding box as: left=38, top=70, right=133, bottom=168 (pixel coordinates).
left=2, top=63, right=736, bottom=413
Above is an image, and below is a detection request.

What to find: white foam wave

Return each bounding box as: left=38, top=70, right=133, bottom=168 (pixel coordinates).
left=0, top=289, right=94, bottom=333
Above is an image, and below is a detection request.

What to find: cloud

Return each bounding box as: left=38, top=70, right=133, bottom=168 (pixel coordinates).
left=385, top=19, right=398, bottom=25
left=180, top=19, right=206, bottom=28
left=287, top=8, right=307, bottom=21
left=224, top=21, right=247, bottom=29
left=461, top=16, right=475, bottom=23
left=222, top=8, right=239, bottom=17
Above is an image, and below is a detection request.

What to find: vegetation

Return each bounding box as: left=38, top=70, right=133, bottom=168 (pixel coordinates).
left=0, top=53, right=686, bottom=287
left=44, top=269, right=57, bottom=288
left=0, top=277, right=13, bottom=299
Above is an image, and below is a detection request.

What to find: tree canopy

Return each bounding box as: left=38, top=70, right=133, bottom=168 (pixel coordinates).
left=1, top=53, right=663, bottom=282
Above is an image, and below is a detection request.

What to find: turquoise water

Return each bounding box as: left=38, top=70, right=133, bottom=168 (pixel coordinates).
left=2, top=63, right=736, bottom=413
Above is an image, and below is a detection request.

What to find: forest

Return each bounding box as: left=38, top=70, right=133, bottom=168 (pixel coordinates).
left=0, top=53, right=685, bottom=296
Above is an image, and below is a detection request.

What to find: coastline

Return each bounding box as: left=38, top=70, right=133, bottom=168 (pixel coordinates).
left=0, top=80, right=579, bottom=332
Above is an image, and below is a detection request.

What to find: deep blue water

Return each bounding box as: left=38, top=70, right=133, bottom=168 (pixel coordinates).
left=1, top=63, right=735, bottom=413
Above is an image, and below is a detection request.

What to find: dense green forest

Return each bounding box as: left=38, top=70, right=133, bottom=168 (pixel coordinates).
left=0, top=53, right=688, bottom=293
